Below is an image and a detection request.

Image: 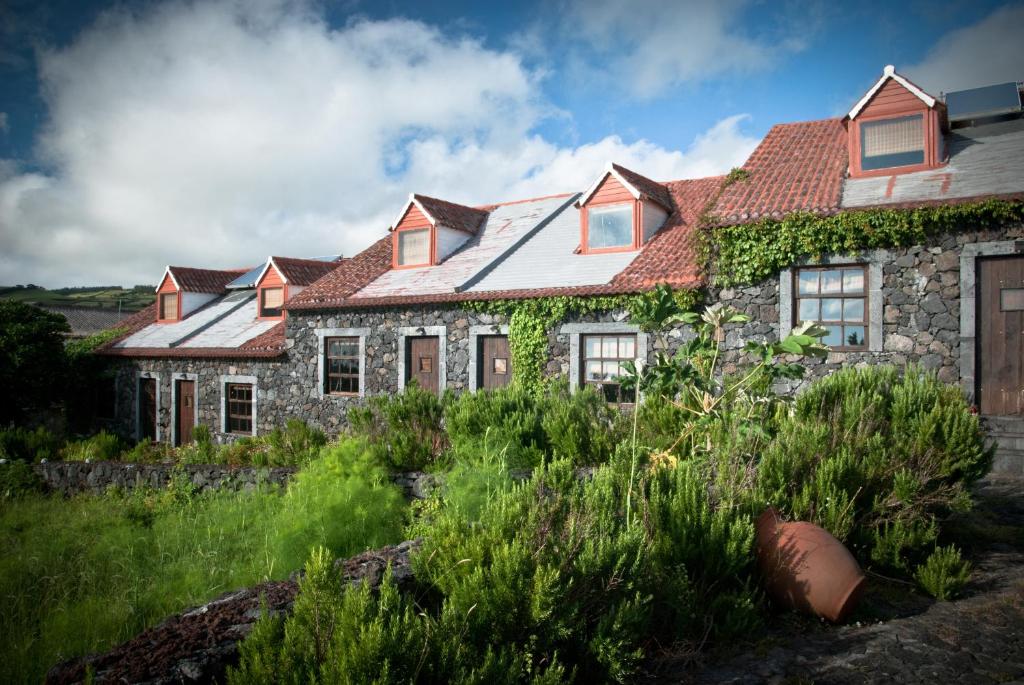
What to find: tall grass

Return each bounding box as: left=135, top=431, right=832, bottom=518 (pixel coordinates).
left=0, top=439, right=406, bottom=684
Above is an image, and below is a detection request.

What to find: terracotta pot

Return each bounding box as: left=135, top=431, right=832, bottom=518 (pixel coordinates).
left=755, top=507, right=866, bottom=623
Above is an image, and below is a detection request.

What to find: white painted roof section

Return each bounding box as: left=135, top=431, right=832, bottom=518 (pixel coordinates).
left=466, top=199, right=640, bottom=293
left=575, top=162, right=642, bottom=207
left=848, top=65, right=937, bottom=120
left=113, top=291, right=272, bottom=349
left=842, top=119, right=1024, bottom=208
left=388, top=194, right=437, bottom=232
left=156, top=266, right=178, bottom=292
left=352, top=195, right=573, bottom=299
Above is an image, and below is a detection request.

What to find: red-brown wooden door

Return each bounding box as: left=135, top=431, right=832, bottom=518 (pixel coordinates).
left=979, top=256, right=1024, bottom=415
left=479, top=335, right=512, bottom=390
left=175, top=380, right=195, bottom=446
left=406, top=336, right=440, bottom=393
left=139, top=378, right=157, bottom=441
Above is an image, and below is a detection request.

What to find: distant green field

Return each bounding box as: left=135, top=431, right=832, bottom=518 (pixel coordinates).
left=0, top=285, right=155, bottom=312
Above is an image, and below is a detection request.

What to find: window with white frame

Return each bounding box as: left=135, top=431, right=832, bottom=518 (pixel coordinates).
left=581, top=334, right=637, bottom=403
left=795, top=266, right=868, bottom=349
left=587, top=204, right=633, bottom=249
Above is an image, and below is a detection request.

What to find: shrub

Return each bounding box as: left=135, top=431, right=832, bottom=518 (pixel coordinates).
left=348, top=385, right=448, bottom=471
left=914, top=545, right=972, bottom=600
left=0, top=301, right=69, bottom=425
left=539, top=382, right=621, bottom=465
left=262, top=419, right=328, bottom=467
left=0, top=426, right=61, bottom=462
left=0, top=461, right=43, bottom=499
left=62, top=431, right=124, bottom=462
left=755, top=365, right=992, bottom=572
left=121, top=438, right=174, bottom=464
left=444, top=384, right=546, bottom=468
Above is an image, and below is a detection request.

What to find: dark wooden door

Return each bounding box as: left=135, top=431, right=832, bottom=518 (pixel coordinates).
left=979, top=256, right=1024, bottom=415
left=406, top=336, right=440, bottom=393
left=139, top=378, right=157, bottom=441
left=479, top=335, right=512, bottom=390
left=176, top=380, right=195, bottom=446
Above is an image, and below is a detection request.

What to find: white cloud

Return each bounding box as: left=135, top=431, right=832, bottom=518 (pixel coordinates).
left=561, top=0, right=816, bottom=99
left=0, top=0, right=756, bottom=287
left=904, top=4, right=1024, bottom=94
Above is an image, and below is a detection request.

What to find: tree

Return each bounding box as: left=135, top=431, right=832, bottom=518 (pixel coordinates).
left=0, top=301, right=70, bottom=426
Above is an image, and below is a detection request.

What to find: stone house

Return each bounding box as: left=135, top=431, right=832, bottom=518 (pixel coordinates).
left=98, top=66, right=1024, bottom=472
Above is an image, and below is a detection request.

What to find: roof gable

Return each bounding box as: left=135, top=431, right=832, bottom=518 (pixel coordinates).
left=254, top=256, right=340, bottom=288
left=576, top=162, right=674, bottom=210
left=848, top=65, right=937, bottom=120
left=388, top=194, right=489, bottom=235
left=162, top=266, right=248, bottom=294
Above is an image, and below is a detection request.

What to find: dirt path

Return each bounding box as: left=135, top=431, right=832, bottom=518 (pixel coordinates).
left=667, top=478, right=1024, bottom=684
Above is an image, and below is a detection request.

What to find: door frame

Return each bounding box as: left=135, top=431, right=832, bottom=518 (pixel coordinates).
left=468, top=325, right=510, bottom=391
left=960, top=241, right=1024, bottom=409
left=171, top=373, right=199, bottom=446
left=136, top=372, right=160, bottom=442
left=397, top=326, right=447, bottom=393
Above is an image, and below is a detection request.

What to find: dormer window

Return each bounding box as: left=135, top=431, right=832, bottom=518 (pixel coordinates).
left=159, top=292, right=179, bottom=321
left=847, top=65, right=946, bottom=178
left=587, top=204, right=634, bottom=249
left=260, top=286, right=284, bottom=318
left=389, top=194, right=489, bottom=269
left=576, top=163, right=673, bottom=254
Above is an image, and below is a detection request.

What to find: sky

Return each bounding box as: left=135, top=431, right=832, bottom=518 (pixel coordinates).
left=0, top=0, right=1022, bottom=288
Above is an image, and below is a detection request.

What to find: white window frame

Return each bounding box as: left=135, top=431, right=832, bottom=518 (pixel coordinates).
left=317, top=328, right=369, bottom=398
left=220, top=374, right=257, bottom=436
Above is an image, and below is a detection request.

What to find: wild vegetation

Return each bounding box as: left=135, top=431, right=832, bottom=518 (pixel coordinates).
left=0, top=283, right=155, bottom=311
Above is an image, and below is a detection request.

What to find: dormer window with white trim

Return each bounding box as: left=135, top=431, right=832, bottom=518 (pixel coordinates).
left=576, top=163, right=673, bottom=255
left=389, top=194, right=489, bottom=269
left=260, top=286, right=284, bottom=318
left=860, top=114, right=924, bottom=171
left=159, top=292, right=179, bottom=321
left=397, top=228, right=431, bottom=267
left=587, top=204, right=634, bottom=249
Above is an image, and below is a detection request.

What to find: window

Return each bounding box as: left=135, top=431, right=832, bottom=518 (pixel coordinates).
left=159, top=292, right=178, bottom=320
left=325, top=337, right=360, bottom=395
left=860, top=115, right=924, bottom=171
left=260, top=287, right=284, bottom=318
left=398, top=228, right=430, bottom=266
left=795, top=266, right=868, bottom=349
left=226, top=383, right=253, bottom=434
left=587, top=204, right=633, bottom=249
left=582, top=334, right=637, bottom=403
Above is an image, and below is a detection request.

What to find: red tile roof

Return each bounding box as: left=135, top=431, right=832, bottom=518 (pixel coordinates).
left=168, top=266, right=249, bottom=293
left=613, top=175, right=725, bottom=288
left=270, top=256, right=342, bottom=286
left=612, top=163, right=675, bottom=210
left=286, top=237, right=394, bottom=310
left=710, top=118, right=849, bottom=224
left=413, top=194, right=490, bottom=235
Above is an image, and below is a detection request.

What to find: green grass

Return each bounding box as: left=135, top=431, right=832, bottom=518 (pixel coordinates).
left=0, top=440, right=407, bottom=684
left=0, top=284, right=155, bottom=311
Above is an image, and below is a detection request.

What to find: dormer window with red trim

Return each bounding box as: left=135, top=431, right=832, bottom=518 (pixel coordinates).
left=576, top=163, right=673, bottom=254
left=159, top=291, right=179, bottom=321
left=253, top=256, right=338, bottom=320
left=389, top=194, right=489, bottom=269
left=260, top=286, right=284, bottom=318
left=847, top=65, right=947, bottom=178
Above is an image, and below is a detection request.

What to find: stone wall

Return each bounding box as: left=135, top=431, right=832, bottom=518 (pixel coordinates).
left=33, top=461, right=296, bottom=495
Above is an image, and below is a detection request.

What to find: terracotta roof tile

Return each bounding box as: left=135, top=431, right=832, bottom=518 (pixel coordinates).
left=270, top=256, right=342, bottom=286
left=414, top=194, right=490, bottom=234
left=612, top=163, right=675, bottom=210
left=286, top=237, right=393, bottom=310
left=168, top=266, right=249, bottom=293
left=711, top=118, right=848, bottom=224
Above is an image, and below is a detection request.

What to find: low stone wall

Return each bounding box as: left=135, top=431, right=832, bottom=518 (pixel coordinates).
left=32, top=461, right=297, bottom=496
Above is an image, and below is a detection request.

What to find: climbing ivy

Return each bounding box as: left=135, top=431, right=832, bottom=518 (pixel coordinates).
left=465, top=289, right=699, bottom=392
left=708, top=199, right=1024, bottom=287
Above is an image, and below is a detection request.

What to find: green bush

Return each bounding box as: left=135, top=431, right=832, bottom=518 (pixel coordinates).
left=914, top=545, right=972, bottom=600
left=348, top=385, right=448, bottom=471
left=121, top=438, right=174, bottom=464
left=62, top=431, right=124, bottom=462
left=0, top=461, right=43, bottom=499
left=262, top=419, right=328, bottom=467
left=0, top=426, right=61, bottom=462
left=755, top=365, right=992, bottom=572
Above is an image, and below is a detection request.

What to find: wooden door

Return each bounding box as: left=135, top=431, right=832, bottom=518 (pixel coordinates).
left=176, top=380, right=195, bottom=446
left=139, top=378, right=157, bottom=441
left=979, top=256, right=1024, bottom=415
left=479, top=335, right=512, bottom=390
left=406, top=336, right=440, bottom=393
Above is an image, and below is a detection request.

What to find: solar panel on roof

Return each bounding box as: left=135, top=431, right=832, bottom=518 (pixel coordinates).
left=946, top=82, right=1022, bottom=122
left=226, top=264, right=265, bottom=289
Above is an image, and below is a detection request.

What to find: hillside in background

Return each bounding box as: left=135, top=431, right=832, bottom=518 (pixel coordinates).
left=0, top=284, right=155, bottom=312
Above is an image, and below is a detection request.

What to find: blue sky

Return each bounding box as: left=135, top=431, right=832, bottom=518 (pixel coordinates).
left=0, top=0, right=1022, bottom=286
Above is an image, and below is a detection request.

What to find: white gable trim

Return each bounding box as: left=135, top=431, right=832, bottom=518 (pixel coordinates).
left=575, top=162, right=642, bottom=208
left=388, top=194, right=438, bottom=232
left=848, top=65, right=937, bottom=120
left=156, top=267, right=180, bottom=293
left=254, top=257, right=287, bottom=287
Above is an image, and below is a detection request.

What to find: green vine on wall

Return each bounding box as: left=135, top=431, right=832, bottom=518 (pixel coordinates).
left=465, top=289, right=699, bottom=392
left=708, top=198, right=1024, bottom=287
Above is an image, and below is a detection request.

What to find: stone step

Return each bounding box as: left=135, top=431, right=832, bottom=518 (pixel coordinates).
left=982, top=417, right=1024, bottom=477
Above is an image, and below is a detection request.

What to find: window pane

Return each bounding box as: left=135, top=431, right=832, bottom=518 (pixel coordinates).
left=821, top=298, right=842, bottom=321
left=603, top=361, right=620, bottom=379
left=585, top=337, right=601, bottom=358
left=161, top=293, right=178, bottom=319
left=844, top=326, right=865, bottom=347
left=620, top=336, right=635, bottom=358
left=798, top=271, right=818, bottom=294
left=798, top=298, right=819, bottom=322
left=842, top=269, right=865, bottom=293
left=861, top=115, right=924, bottom=170
left=821, top=325, right=842, bottom=347
left=588, top=205, right=633, bottom=248
left=821, top=271, right=842, bottom=294
left=586, top=361, right=603, bottom=380
left=398, top=229, right=430, bottom=265
left=601, top=337, right=617, bottom=357
left=262, top=287, right=284, bottom=309
left=843, top=299, right=865, bottom=322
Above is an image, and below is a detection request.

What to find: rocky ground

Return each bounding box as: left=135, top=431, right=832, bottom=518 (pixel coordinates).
left=653, top=477, right=1024, bottom=684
